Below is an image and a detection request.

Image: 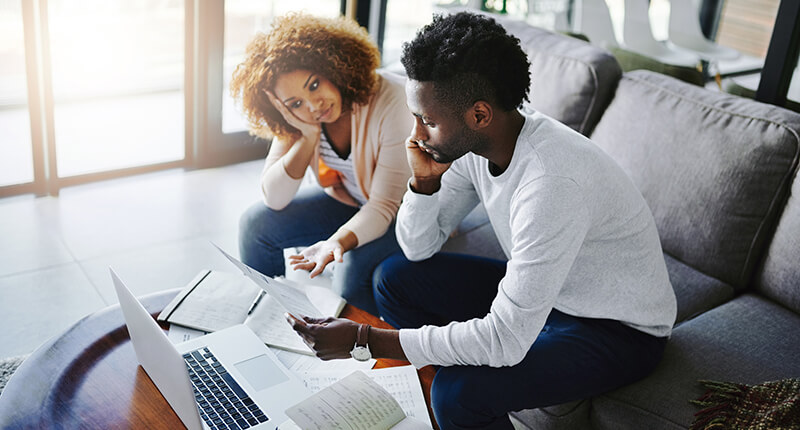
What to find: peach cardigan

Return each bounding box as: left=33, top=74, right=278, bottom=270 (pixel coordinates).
left=259, top=72, right=413, bottom=247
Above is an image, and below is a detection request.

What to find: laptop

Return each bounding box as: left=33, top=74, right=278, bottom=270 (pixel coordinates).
left=110, top=268, right=311, bottom=430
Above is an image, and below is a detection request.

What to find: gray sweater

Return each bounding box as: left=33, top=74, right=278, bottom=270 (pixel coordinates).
left=396, top=112, right=677, bottom=368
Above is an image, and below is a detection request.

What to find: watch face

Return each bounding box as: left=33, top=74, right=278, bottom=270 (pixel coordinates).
left=351, top=346, right=371, bottom=361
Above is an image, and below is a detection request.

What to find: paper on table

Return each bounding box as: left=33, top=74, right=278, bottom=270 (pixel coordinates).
left=213, top=243, right=322, bottom=318
left=167, top=325, right=209, bottom=344
left=300, top=366, right=432, bottom=427
left=159, top=270, right=260, bottom=333
left=285, top=371, right=430, bottom=430
left=272, top=347, right=376, bottom=373
left=244, top=276, right=348, bottom=355
left=245, top=293, right=311, bottom=355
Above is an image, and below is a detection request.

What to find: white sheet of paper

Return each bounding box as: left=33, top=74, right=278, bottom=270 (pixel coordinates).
left=245, top=294, right=313, bottom=355
left=300, top=366, right=432, bottom=427
left=286, top=371, right=413, bottom=430
left=161, top=271, right=260, bottom=333
left=167, top=324, right=209, bottom=344
left=213, top=243, right=322, bottom=318
left=272, top=348, right=376, bottom=373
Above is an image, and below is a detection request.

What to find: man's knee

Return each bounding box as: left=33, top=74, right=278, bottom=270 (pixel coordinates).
left=431, top=368, right=501, bottom=428
left=372, top=252, right=411, bottom=297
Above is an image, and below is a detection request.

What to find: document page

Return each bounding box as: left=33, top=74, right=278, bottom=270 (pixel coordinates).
left=300, top=366, right=432, bottom=428
left=273, top=348, right=376, bottom=373
left=213, top=243, right=322, bottom=318
left=245, top=293, right=313, bottom=355
left=244, top=276, right=347, bottom=354
left=158, top=270, right=259, bottom=332
left=285, top=371, right=414, bottom=430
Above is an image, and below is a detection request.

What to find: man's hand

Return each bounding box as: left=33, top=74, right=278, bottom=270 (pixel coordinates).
left=405, top=138, right=451, bottom=195
left=285, top=314, right=359, bottom=360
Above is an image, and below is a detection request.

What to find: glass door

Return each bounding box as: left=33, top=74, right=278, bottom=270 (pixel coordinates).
left=1, top=0, right=353, bottom=198
left=0, top=0, right=36, bottom=191
left=47, top=0, right=186, bottom=178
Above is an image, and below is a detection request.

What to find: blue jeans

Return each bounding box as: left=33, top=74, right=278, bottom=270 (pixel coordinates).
left=239, top=185, right=400, bottom=315
left=373, top=252, right=668, bottom=430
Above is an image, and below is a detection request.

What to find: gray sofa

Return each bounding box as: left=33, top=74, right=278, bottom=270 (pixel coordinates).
left=438, top=15, right=800, bottom=429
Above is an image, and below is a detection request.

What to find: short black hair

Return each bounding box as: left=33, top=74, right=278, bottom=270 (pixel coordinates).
left=401, top=12, right=531, bottom=115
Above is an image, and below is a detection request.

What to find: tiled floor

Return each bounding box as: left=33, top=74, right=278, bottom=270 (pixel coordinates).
left=0, top=160, right=266, bottom=358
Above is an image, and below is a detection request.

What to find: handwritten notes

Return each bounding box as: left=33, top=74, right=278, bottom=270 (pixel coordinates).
left=286, top=370, right=430, bottom=430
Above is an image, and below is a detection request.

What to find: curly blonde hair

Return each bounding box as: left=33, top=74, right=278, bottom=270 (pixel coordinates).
left=230, top=13, right=381, bottom=141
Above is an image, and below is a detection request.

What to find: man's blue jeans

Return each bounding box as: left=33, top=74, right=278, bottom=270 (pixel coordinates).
left=373, top=252, right=668, bottom=430
left=239, top=185, right=399, bottom=315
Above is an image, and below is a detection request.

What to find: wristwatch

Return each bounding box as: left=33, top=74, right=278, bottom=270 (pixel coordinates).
left=350, top=323, right=372, bottom=362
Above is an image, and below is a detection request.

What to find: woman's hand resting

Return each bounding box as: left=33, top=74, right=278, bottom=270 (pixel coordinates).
left=288, top=239, right=344, bottom=278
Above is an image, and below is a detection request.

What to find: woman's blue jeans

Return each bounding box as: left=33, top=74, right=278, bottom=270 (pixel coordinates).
left=239, top=185, right=399, bottom=315
left=373, top=252, right=668, bottom=430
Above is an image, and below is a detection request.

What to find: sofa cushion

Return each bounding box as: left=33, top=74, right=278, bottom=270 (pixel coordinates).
left=755, top=169, right=800, bottom=313
left=592, top=294, right=800, bottom=430
left=664, top=253, right=735, bottom=324
left=489, top=15, right=622, bottom=135
left=591, top=70, right=800, bottom=291
left=509, top=400, right=590, bottom=429
left=441, top=209, right=505, bottom=260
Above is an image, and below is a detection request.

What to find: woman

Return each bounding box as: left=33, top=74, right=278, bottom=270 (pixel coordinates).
left=230, top=13, right=412, bottom=315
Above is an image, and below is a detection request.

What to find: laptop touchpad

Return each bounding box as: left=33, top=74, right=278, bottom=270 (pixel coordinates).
left=234, top=355, right=289, bottom=392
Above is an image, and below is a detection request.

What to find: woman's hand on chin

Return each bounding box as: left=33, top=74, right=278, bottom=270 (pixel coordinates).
left=264, top=89, right=321, bottom=144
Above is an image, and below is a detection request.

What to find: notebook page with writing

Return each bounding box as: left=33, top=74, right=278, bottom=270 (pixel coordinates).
left=158, top=270, right=259, bottom=332
left=299, top=366, right=431, bottom=427
left=285, top=371, right=430, bottom=430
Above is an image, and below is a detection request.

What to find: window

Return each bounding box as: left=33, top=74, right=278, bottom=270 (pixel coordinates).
left=0, top=0, right=34, bottom=187
left=47, top=1, right=186, bottom=177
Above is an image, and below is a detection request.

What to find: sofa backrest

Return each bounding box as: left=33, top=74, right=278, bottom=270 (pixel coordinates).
left=490, top=15, right=622, bottom=135
left=590, top=70, right=800, bottom=291
left=755, top=171, right=800, bottom=313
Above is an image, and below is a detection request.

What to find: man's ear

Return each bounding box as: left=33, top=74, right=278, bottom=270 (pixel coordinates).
left=465, top=101, right=492, bottom=130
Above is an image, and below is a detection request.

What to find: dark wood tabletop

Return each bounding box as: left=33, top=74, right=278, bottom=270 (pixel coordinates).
left=0, top=289, right=437, bottom=429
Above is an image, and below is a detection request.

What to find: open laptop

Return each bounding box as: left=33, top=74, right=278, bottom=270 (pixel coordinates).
left=110, top=268, right=311, bottom=430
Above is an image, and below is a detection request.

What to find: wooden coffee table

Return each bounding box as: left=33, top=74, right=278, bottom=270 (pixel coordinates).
left=0, top=289, right=437, bottom=429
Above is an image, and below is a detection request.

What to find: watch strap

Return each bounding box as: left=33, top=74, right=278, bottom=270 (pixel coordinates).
left=356, top=323, right=371, bottom=347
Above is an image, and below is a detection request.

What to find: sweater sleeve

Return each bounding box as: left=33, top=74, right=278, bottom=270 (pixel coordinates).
left=338, top=82, right=413, bottom=246
left=259, top=137, right=305, bottom=210
left=399, top=176, right=590, bottom=368
left=395, top=162, right=480, bottom=261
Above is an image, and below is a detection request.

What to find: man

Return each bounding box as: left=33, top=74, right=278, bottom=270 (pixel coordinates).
left=287, top=12, right=677, bottom=429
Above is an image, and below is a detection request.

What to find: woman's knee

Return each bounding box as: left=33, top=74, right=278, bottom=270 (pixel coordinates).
left=240, top=202, right=277, bottom=239
left=238, top=202, right=288, bottom=272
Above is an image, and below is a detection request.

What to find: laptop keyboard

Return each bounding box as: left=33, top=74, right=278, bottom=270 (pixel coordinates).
left=183, top=347, right=269, bottom=429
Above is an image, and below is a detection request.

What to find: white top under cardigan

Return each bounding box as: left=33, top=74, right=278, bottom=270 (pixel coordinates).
left=396, top=112, right=677, bottom=369
left=319, top=134, right=367, bottom=206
